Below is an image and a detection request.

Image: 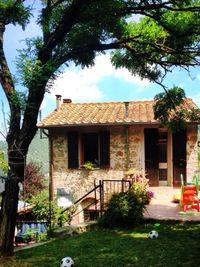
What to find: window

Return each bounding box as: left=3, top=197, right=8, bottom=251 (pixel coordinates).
left=68, top=131, right=110, bottom=169
left=81, top=133, right=99, bottom=166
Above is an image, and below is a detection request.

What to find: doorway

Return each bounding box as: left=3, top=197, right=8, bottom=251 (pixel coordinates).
left=145, top=128, right=168, bottom=186
left=158, top=129, right=168, bottom=186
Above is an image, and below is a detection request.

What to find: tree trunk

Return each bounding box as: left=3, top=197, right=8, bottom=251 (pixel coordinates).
left=0, top=145, right=26, bottom=257
left=0, top=177, right=19, bottom=256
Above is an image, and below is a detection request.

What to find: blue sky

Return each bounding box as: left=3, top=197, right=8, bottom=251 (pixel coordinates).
left=1, top=2, right=200, bottom=137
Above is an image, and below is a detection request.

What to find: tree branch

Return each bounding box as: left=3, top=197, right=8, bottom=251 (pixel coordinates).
left=0, top=24, right=14, bottom=96
left=39, top=0, right=95, bottom=61
left=38, top=0, right=200, bottom=65
left=0, top=22, right=21, bottom=141
left=119, top=1, right=200, bottom=14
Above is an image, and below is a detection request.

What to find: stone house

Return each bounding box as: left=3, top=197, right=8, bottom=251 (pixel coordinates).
left=37, top=96, right=199, bottom=222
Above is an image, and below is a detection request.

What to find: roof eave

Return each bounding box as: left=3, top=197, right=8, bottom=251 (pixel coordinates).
left=37, top=121, right=161, bottom=129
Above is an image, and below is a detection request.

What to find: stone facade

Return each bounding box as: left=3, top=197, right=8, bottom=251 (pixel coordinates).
left=128, top=126, right=145, bottom=170
left=186, top=124, right=198, bottom=182
left=49, top=124, right=199, bottom=205
left=50, top=125, right=145, bottom=200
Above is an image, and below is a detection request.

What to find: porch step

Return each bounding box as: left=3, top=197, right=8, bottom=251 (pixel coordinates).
left=52, top=221, right=98, bottom=238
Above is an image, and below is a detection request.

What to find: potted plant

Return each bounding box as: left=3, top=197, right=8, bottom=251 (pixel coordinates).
left=82, top=160, right=99, bottom=170
left=124, top=168, right=146, bottom=182
left=82, top=161, right=95, bottom=170
left=129, top=171, right=155, bottom=205
left=145, top=190, right=155, bottom=204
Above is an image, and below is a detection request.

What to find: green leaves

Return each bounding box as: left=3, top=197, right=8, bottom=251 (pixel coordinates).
left=100, top=188, right=146, bottom=228
left=6, top=0, right=200, bottom=87
left=16, top=38, right=44, bottom=88
left=111, top=1, right=200, bottom=82
left=153, top=87, right=200, bottom=132
left=0, top=150, right=8, bottom=175
left=0, top=0, right=31, bottom=29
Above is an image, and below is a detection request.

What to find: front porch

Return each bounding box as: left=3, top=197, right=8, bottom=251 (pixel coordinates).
left=144, top=187, right=200, bottom=221
left=69, top=181, right=200, bottom=224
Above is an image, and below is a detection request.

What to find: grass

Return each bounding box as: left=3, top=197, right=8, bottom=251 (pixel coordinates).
left=2, top=221, right=200, bottom=267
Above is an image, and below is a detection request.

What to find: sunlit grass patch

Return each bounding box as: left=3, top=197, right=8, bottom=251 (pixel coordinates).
left=10, top=222, right=200, bottom=267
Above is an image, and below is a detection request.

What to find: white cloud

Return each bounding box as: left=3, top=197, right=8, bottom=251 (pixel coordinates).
left=40, top=98, right=47, bottom=111
left=114, top=67, right=149, bottom=86
left=177, top=82, right=185, bottom=89
left=50, top=69, right=103, bottom=101
left=50, top=54, right=150, bottom=101
left=189, top=92, right=200, bottom=107
left=197, top=74, right=200, bottom=81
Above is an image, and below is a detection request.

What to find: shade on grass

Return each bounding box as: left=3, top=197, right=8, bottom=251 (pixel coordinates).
left=2, top=222, right=200, bottom=267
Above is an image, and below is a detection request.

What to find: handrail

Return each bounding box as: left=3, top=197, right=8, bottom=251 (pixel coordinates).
left=61, top=184, right=101, bottom=214
left=61, top=179, right=133, bottom=218
left=74, top=184, right=101, bottom=205
left=72, top=198, right=99, bottom=219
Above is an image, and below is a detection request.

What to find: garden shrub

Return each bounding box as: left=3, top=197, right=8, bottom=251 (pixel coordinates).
left=22, top=161, right=47, bottom=201
left=31, top=190, right=76, bottom=230
left=99, top=189, right=146, bottom=228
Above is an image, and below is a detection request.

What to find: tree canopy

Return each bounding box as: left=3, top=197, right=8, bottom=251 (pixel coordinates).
left=1, top=0, right=200, bottom=257
left=154, top=87, right=200, bottom=131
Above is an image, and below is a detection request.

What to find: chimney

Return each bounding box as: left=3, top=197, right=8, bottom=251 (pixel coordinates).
left=55, top=95, right=62, bottom=109
left=124, top=101, right=129, bottom=118
left=63, top=98, right=72, bottom=103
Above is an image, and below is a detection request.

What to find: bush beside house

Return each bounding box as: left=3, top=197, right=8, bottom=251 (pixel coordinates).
left=99, top=180, right=152, bottom=228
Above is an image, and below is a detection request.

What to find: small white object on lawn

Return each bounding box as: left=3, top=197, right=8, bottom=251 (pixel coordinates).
left=148, top=230, right=158, bottom=239
left=60, top=256, right=74, bottom=267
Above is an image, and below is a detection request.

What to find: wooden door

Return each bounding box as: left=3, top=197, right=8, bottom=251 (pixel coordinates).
left=172, top=130, right=186, bottom=187
left=145, top=129, right=159, bottom=186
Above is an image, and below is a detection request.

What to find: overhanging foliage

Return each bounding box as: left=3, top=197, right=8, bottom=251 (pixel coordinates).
left=154, top=87, right=200, bottom=131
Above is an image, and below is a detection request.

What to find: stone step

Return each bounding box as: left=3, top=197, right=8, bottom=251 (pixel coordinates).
left=52, top=221, right=98, bottom=238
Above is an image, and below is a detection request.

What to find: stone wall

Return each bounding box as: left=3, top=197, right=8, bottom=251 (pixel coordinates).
left=186, top=124, right=198, bottom=182
left=52, top=135, right=68, bottom=171
left=109, top=127, right=126, bottom=170
left=51, top=125, right=144, bottom=200
left=128, top=126, right=145, bottom=170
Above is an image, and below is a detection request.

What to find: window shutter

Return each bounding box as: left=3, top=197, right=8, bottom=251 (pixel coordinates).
left=68, top=132, right=79, bottom=168
left=100, top=131, right=110, bottom=168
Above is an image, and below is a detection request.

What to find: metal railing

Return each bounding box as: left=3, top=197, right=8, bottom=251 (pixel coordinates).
left=62, top=178, right=133, bottom=222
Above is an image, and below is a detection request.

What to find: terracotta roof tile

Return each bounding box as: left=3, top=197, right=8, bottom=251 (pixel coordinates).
left=37, top=98, right=198, bottom=128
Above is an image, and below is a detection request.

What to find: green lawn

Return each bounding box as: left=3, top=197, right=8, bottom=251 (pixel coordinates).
left=2, top=221, right=200, bottom=267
